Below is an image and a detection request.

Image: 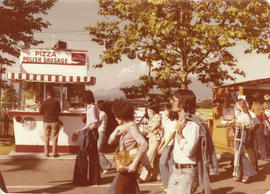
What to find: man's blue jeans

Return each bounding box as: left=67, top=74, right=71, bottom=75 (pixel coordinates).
left=168, top=166, right=197, bottom=194
left=159, top=145, right=173, bottom=188
left=97, top=131, right=111, bottom=171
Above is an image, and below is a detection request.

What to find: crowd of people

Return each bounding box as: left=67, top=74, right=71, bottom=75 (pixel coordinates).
left=66, top=88, right=218, bottom=194
left=36, top=87, right=270, bottom=194
left=231, top=93, right=270, bottom=184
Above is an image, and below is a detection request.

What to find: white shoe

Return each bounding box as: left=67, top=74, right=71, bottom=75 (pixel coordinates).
left=103, top=170, right=109, bottom=174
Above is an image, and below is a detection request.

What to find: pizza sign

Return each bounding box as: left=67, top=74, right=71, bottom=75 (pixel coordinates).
left=20, top=49, right=87, bottom=66
left=20, top=49, right=89, bottom=76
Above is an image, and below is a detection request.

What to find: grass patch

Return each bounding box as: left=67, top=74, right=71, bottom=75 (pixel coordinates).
left=0, top=143, right=15, bottom=155
left=0, top=137, right=15, bottom=155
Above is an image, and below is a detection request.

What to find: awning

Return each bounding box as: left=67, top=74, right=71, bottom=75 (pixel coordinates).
left=6, top=72, right=96, bottom=85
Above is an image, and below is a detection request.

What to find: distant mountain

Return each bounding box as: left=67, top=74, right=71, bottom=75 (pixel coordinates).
left=93, top=78, right=213, bottom=100
left=94, top=79, right=141, bottom=100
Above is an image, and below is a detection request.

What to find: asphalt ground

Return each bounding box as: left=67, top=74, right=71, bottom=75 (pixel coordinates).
left=0, top=152, right=270, bottom=194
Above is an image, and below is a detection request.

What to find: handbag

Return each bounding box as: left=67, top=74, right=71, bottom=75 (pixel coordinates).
left=113, top=145, right=138, bottom=173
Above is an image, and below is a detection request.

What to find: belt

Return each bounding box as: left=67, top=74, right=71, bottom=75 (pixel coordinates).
left=175, top=163, right=197, bottom=169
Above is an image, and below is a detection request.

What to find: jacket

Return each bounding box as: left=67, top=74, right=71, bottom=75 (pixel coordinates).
left=184, top=114, right=219, bottom=194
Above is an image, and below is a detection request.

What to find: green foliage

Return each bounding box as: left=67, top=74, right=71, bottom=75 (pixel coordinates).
left=0, top=0, right=56, bottom=88
left=1, top=82, right=16, bottom=109
left=198, top=99, right=213, bottom=109
left=86, top=0, right=270, bottom=102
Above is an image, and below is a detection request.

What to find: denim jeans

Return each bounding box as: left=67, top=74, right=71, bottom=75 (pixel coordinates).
left=159, top=145, right=173, bottom=188
left=139, top=138, right=160, bottom=181
left=254, top=126, right=268, bottom=160
left=98, top=131, right=111, bottom=170
left=167, top=166, right=197, bottom=194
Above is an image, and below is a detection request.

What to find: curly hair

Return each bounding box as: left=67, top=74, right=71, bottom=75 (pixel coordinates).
left=111, top=98, right=134, bottom=122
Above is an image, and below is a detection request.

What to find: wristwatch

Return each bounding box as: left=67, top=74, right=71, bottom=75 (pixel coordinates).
left=176, top=130, right=182, bottom=135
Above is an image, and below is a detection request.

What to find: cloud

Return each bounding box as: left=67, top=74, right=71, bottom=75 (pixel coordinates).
left=117, top=62, right=148, bottom=79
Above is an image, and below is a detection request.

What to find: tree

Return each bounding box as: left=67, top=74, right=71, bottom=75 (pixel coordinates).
left=1, top=82, right=16, bottom=109
left=198, top=98, right=213, bottom=109
left=86, top=0, right=270, bottom=101
left=0, top=0, right=56, bottom=93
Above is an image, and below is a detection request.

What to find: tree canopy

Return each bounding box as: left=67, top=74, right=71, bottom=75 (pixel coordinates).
left=0, top=0, right=56, bottom=89
left=86, top=0, right=270, bottom=101
left=1, top=82, right=16, bottom=109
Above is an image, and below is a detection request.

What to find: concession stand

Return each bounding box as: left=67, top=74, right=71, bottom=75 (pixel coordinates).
left=212, top=78, right=270, bottom=148
left=7, top=47, right=96, bottom=153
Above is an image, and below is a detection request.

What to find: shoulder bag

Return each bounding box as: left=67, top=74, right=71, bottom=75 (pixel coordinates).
left=113, top=145, right=138, bottom=173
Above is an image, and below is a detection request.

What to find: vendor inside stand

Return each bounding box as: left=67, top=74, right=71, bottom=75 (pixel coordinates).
left=20, top=82, right=86, bottom=113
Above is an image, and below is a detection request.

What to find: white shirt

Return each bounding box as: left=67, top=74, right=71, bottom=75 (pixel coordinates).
left=235, top=110, right=260, bottom=127
left=173, top=121, right=200, bottom=164
left=86, top=103, right=99, bottom=128
left=162, top=116, right=177, bottom=146
left=98, top=111, right=107, bottom=132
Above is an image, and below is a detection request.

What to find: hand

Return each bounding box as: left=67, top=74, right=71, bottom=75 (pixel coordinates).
left=128, top=161, right=138, bottom=173
left=116, top=125, right=129, bottom=134
left=145, top=164, right=153, bottom=173
left=158, top=146, right=164, bottom=156
left=74, top=130, right=80, bottom=135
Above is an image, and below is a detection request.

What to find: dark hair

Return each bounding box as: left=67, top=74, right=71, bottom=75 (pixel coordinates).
left=111, top=98, right=134, bottom=122
left=173, top=89, right=196, bottom=114
left=84, top=90, right=95, bottom=104
left=97, top=100, right=106, bottom=111
left=148, top=101, right=160, bottom=114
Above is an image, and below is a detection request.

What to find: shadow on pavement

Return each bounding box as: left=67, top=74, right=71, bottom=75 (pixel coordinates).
left=15, top=182, right=75, bottom=194
left=99, top=175, right=115, bottom=185
left=1, top=156, right=42, bottom=172
left=210, top=157, right=233, bottom=183
left=212, top=186, right=245, bottom=194
left=250, top=161, right=270, bottom=183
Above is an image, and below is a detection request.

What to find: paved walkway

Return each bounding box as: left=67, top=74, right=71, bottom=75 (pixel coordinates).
left=1, top=152, right=270, bottom=194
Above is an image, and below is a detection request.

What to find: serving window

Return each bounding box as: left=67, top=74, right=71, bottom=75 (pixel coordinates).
left=19, top=82, right=86, bottom=112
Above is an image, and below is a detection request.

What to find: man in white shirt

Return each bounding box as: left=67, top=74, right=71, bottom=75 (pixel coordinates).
left=167, top=89, right=200, bottom=194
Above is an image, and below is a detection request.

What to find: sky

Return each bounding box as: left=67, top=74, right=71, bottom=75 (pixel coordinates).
left=6, top=0, right=270, bottom=96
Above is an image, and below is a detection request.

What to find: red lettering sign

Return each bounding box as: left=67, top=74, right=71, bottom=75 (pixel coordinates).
left=72, top=53, right=86, bottom=65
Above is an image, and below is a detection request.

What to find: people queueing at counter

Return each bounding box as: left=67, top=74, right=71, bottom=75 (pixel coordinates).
left=40, top=89, right=61, bottom=158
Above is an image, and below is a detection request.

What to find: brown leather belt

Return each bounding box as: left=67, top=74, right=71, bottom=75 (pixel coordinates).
left=175, top=163, right=197, bottom=169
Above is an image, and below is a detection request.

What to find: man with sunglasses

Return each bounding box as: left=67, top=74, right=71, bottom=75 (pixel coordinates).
left=165, top=89, right=218, bottom=194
